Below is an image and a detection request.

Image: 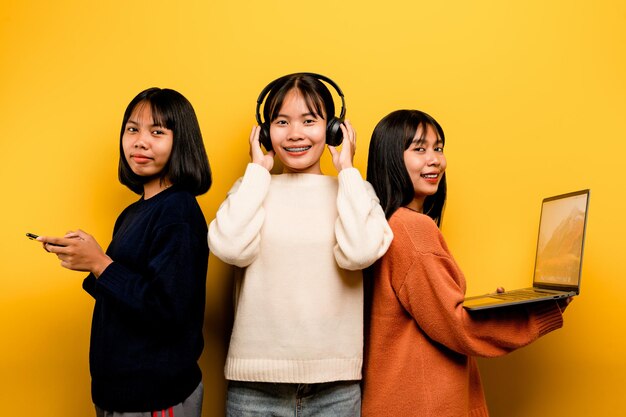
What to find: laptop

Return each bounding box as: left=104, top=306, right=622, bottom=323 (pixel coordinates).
left=463, top=189, right=590, bottom=311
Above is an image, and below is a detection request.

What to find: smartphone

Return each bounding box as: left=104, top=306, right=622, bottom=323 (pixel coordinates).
left=26, top=233, right=64, bottom=247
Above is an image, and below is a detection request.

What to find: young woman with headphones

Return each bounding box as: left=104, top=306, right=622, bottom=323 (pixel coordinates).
left=208, top=73, right=393, bottom=416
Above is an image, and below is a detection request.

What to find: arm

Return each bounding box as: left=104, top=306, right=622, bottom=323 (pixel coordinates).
left=94, top=220, right=208, bottom=328
left=208, top=162, right=271, bottom=267
left=333, top=168, right=394, bottom=270
left=393, top=219, right=563, bottom=357
left=37, top=230, right=112, bottom=277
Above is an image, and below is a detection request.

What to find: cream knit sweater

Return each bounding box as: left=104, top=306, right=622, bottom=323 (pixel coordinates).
left=209, top=163, right=393, bottom=383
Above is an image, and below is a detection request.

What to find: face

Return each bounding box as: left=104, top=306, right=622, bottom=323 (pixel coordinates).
left=269, top=89, right=327, bottom=174
left=122, top=102, right=174, bottom=191
left=403, top=123, right=447, bottom=212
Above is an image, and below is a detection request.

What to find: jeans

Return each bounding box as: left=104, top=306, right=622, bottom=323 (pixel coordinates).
left=226, top=380, right=361, bottom=417
left=95, top=382, right=203, bottom=417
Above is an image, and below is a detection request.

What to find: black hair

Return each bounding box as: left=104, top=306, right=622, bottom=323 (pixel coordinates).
left=118, top=87, right=212, bottom=196
left=263, top=74, right=335, bottom=124
left=366, top=109, right=447, bottom=226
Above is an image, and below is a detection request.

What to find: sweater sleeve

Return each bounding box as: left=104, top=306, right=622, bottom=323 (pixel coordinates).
left=93, top=220, right=207, bottom=329
left=333, top=168, right=394, bottom=270
left=392, top=214, right=563, bottom=357
left=208, top=163, right=271, bottom=267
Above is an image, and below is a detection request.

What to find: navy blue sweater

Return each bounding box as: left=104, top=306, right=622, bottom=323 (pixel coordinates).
left=83, top=186, right=208, bottom=411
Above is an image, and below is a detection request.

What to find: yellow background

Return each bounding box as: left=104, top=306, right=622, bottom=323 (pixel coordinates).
left=1, top=0, right=624, bottom=415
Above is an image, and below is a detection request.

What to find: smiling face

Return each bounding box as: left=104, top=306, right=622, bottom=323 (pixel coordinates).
left=403, top=123, right=447, bottom=212
left=269, top=89, right=327, bottom=174
left=122, top=102, right=174, bottom=196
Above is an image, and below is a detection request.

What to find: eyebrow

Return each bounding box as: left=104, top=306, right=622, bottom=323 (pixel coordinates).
left=412, top=137, right=444, bottom=145
left=276, top=112, right=318, bottom=119
left=126, top=119, right=167, bottom=128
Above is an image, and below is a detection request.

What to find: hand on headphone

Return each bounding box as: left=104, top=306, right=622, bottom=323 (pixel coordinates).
left=328, top=119, right=356, bottom=172
left=249, top=125, right=275, bottom=171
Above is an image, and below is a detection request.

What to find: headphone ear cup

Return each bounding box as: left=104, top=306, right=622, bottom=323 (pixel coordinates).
left=325, top=118, right=344, bottom=147
left=259, top=123, right=273, bottom=151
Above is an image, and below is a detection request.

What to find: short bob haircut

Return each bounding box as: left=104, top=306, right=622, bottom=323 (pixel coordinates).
left=118, top=87, right=212, bottom=196
left=366, top=109, right=447, bottom=226
left=263, top=73, right=335, bottom=125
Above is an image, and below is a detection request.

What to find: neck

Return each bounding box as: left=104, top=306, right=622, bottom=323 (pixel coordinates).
left=405, top=198, right=424, bottom=213
left=282, top=166, right=323, bottom=175
left=143, top=178, right=172, bottom=199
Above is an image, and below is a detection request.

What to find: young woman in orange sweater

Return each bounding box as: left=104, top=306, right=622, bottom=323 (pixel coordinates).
left=362, top=109, right=569, bottom=417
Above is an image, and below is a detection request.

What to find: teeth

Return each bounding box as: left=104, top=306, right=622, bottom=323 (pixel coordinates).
left=285, top=146, right=311, bottom=152
left=422, top=174, right=438, bottom=178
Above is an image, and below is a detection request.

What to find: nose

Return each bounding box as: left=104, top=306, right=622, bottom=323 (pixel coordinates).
left=426, top=150, right=441, bottom=166
left=287, top=123, right=304, bottom=140
left=133, top=132, right=149, bottom=149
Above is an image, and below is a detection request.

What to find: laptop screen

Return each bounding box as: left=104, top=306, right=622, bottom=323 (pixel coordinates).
left=533, top=190, right=589, bottom=288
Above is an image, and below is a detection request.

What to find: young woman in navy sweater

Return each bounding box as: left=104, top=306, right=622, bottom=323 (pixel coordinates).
left=39, top=88, right=212, bottom=417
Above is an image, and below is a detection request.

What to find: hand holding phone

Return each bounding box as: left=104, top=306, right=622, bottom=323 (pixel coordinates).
left=28, top=229, right=112, bottom=275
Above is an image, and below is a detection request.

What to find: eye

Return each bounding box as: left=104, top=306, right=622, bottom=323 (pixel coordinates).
left=274, top=119, right=288, bottom=126
left=435, top=146, right=444, bottom=153
left=126, top=126, right=138, bottom=133
left=413, top=147, right=426, bottom=153
left=152, top=129, right=165, bottom=135
left=303, top=118, right=317, bottom=125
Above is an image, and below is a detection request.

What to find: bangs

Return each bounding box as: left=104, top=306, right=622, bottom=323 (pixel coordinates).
left=299, top=89, right=327, bottom=120
left=128, top=99, right=170, bottom=129
left=403, top=119, right=445, bottom=150
left=149, top=100, right=173, bottom=129
left=266, top=76, right=331, bottom=122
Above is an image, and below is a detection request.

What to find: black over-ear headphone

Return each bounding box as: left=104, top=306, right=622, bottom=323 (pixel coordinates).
left=255, top=72, right=346, bottom=151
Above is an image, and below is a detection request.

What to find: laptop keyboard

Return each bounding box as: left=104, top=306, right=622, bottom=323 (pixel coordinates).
left=490, top=289, right=554, bottom=301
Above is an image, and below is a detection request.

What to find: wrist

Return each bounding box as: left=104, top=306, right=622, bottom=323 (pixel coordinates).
left=93, top=256, right=113, bottom=278
left=253, top=161, right=271, bottom=171
left=339, top=162, right=354, bottom=171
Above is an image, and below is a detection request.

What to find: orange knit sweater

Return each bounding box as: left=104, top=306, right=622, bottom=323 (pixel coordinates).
left=362, top=208, right=564, bottom=417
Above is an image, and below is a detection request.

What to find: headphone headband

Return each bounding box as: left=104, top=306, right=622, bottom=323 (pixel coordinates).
left=255, top=72, right=346, bottom=128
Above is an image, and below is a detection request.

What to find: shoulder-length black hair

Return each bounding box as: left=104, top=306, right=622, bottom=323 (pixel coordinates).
left=118, top=87, right=212, bottom=196
left=366, top=109, right=447, bottom=226
left=264, top=73, right=335, bottom=123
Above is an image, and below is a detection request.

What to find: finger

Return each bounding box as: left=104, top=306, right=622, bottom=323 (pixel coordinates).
left=249, top=125, right=261, bottom=144
left=339, top=124, right=355, bottom=148
left=342, top=119, right=355, bottom=140
left=327, top=145, right=338, bottom=158
left=339, top=129, right=354, bottom=154
left=74, top=229, right=89, bottom=240
left=338, top=124, right=348, bottom=144
left=249, top=126, right=266, bottom=162
left=339, top=122, right=348, bottom=137
left=45, top=243, right=67, bottom=254
left=37, top=236, right=67, bottom=247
